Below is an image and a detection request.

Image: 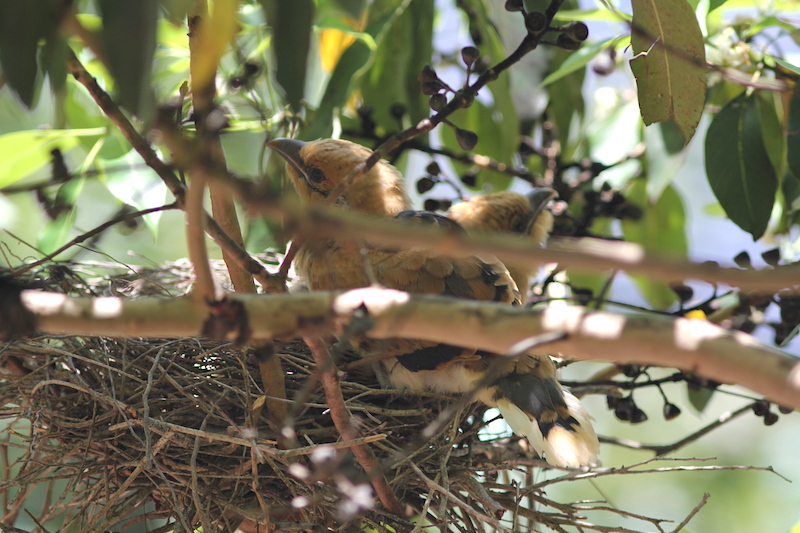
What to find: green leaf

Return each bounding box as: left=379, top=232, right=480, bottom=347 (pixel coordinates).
left=0, top=0, right=60, bottom=107
left=774, top=57, right=800, bottom=77
left=41, top=33, right=69, bottom=93
left=541, top=36, right=622, bottom=87
left=0, top=129, right=105, bottom=189
left=687, top=385, right=715, bottom=413
left=452, top=0, right=519, bottom=189
left=708, top=0, right=728, bottom=12
left=658, top=118, right=686, bottom=155
left=98, top=0, right=158, bottom=118
left=159, top=0, right=194, bottom=25
left=703, top=202, right=726, bottom=217
left=554, top=9, right=632, bottom=23
left=622, top=179, right=687, bottom=309
left=38, top=207, right=77, bottom=255
left=787, top=83, right=800, bottom=181
left=705, top=93, right=778, bottom=240
left=269, top=0, right=314, bottom=111
left=308, top=0, right=410, bottom=138
left=358, top=0, right=433, bottom=135
left=101, top=151, right=168, bottom=235
left=440, top=100, right=512, bottom=190
left=757, top=91, right=786, bottom=178
left=744, top=15, right=798, bottom=38
left=547, top=47, right=586, bottom=154
left=629, top=0, right=707, bottom=143
left=644, top=120, right=687, bottom=200
left=566, top=218, right=615, bottom=303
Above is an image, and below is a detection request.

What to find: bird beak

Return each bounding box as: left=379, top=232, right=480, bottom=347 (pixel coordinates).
left=524, top=188, right=557, bottom=233
left=268, top=138, right=309, bottom=181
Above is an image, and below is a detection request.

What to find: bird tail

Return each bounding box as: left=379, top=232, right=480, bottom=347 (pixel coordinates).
left=491, top=374, right=599, bottom=468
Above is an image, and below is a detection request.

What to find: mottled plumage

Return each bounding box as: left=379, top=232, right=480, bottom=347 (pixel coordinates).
left=270, top=138, right=598, bottom=467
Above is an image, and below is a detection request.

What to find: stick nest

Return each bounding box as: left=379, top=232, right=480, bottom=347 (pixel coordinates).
left=0, top=258, right=669, bottom=533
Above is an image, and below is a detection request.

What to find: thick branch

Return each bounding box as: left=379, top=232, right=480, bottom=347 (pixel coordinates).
left=251, top=202, right=800, bottom=293
left=16, top=287, right=800, bottom=409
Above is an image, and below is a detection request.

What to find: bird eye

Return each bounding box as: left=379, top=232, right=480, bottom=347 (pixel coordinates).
left=307, top=167, right=326, bottom=183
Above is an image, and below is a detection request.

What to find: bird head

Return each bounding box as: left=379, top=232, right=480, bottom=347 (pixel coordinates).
left=268, top=138, right=410, bottom=217
left=448, top=189, right=556, bottom=245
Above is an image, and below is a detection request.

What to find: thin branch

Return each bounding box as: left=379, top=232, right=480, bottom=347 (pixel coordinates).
left=323, top=29, right=546, bottom=208
left=64, top=46, right=276, bottom=293
left=303, top=336, right=402, bottom=516
left=10, top=203, right=178, bottom=277
left=408, top=462, right=508, bottom=532
left=600, top=402, right=756, bottom=456
left=671, top=493, right=710, bottom=533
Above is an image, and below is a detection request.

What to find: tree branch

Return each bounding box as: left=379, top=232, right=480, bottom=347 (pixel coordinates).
left=15, top=287, right=800, bottom=409
left=303, top=336, right=402, bottom=516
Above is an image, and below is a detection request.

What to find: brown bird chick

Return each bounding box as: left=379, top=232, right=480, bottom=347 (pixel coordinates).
left=269, top=138, right=599, bottom=468
left=449, top=190, right=556, bottom=301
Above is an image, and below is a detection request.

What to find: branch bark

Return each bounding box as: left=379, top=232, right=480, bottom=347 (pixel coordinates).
left=16, top=287, right=800, bottom=409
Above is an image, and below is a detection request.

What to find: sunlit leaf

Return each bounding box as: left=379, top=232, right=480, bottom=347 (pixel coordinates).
left=703, top=202, right=725, bottom=217
left=744, top=15, right=798, bottom=38
left=554, top=8, right=631, bottom=23
left=773, top=57, right=800, bottom=77
left=629, top=0, right=706, bottom=143
left=101, top=151, right=168, bottom=235
left=0, top=129, right=105, bottom=189
left=38, top=208, right=77, bottom=255
left=705, top=93, right=777, bottom=240
left=190, top=0, right=239, bottom=99
left=622, top=179, right=687, bottom=309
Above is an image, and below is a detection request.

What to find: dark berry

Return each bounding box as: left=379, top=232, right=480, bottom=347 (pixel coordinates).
left=663, top=403, right=681, bottom=420
left=752, top=400, right=770, bottom=417
left=455, top=128, right=478, bottom=151
left=416, top=177, right=435, bottom=194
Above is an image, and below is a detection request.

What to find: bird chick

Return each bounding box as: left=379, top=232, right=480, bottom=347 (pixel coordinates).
left=269, top=138, right=598, bottom=468
left=449, top=190, right=556, bottom=300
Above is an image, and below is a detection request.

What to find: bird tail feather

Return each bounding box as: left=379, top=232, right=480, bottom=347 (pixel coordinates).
left=496, top=390, right=599, bottom=468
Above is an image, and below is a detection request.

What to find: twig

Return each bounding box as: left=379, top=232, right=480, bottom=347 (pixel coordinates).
left=303, top=336, right=402, bottom=516
left=672, top=493, right=710, bottom=533
left=84, top=430, right=175, bottom=532
left=63, top=46, right=276, bottom=296
left=106, top=417, right=387, bottom=458
left=10, top=203, right=178, bottom=277
left=408, top=462, right=509, bottom=532
left=600, top=402, right=756, bottom=456
left=526, top=456, right=791, bottom=492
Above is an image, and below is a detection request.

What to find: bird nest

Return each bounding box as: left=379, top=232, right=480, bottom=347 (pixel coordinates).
left=0, top=258, right=675, bottom=533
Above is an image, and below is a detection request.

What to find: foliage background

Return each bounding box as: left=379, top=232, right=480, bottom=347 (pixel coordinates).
left=1, top=0, right=800, bottom=531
